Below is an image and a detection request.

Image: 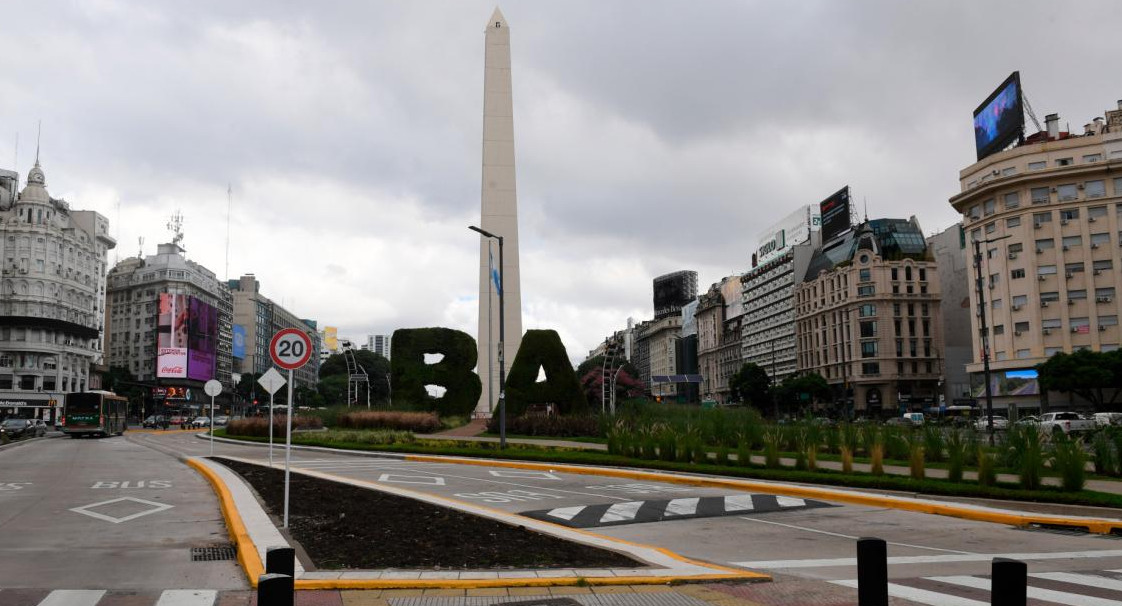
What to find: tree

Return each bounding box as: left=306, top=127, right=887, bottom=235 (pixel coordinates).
left=235, top=372, right=262, bottom=404
left=579, top=365, right=645, bottom=411
left=1036, top=349, right=1122, bottom=411
left=728, top=363, right=772, bottom=410
left=102, top=366, right=147, bottom=418
left=775, top=373, right=831, bottom=414
left=320, top=350, right=391, bottom=403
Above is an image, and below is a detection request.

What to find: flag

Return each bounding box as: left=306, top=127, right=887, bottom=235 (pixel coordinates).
left=489, top=247, right=502, bottom=295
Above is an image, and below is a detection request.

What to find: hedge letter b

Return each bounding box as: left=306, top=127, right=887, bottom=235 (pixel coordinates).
left=390, top=328, right=482, bottom=417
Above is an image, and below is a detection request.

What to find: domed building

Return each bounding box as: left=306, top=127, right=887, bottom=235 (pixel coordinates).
left=0, top=160, right=114, bottom=423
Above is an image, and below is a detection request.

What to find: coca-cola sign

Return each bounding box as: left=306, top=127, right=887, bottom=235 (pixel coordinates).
left=157, top=346, right=187, bottom=379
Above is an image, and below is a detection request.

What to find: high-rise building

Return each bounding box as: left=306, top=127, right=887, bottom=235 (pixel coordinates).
left=364, top=334, right=391, bottom=359
left=476, top=7, right=524, bottom=417
left=228, top=274, right=320, bottom=392
left=653, top=271, right=698, bottom=321
left=948, top=99, right=1122, bottom=412
left=926, top=224, right=973, bottom=406
left=697, top=276, right=746, bottom=404
left=795, top=218, right=944, bottom=417
left=0, top=160, right=115, bottom=422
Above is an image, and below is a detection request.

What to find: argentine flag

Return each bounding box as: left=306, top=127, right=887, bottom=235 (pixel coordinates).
left=489, top=247, right=502, bottom=295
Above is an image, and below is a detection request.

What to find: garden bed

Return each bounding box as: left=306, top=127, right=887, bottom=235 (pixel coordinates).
left=213, top=457, right=643, bottom=570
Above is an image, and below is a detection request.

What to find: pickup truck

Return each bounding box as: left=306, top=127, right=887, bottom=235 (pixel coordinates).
left=1039, top=412, right=1096, bottom=437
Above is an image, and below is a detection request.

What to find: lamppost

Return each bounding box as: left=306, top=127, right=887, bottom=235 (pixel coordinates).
left=972, top=233, right=1011, bottom=444
left=469, top=225, right=506, bottom=449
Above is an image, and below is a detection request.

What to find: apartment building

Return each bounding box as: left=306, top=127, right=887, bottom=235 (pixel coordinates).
left=228, top=274, right=320, bottom=391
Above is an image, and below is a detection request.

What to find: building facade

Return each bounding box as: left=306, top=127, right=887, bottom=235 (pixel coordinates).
left=696, top=276, right=746, bottom=404
left=229, top=274, right=320, bottom=391
left=634, top=315, right=682, bottom=399
left=948, top=101, right=1122, bottom=412
left=364, top=334, right=392, bottom=359
left=795, top=219, right=944, bottom=417
left=926, top=224, right=973, bottom=406
left=0, top=161, right=114, bottom=421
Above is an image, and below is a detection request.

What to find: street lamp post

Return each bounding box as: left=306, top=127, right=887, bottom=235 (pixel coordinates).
left=973, top=234, right=1011, bottom=444
left=469, top=225, right=506, bottom=449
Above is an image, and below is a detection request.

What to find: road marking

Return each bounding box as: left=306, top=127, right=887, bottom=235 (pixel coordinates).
left=39, top=590, right=108, bottom=606
left=155, top=589, right=219, bottom=605
left=832, top=579, right=986, bottom=606
left=737, top=548, right=1122, bottom=569
left=1033, top=572, right=1122, bottom=592
left=600, top=501, right=644, bottom=523
left=665, top=497, right=700, bottom=516
left=723, top=495, right=754, bottom=512
left=452, top=489, right=566, bottom=503
left=776, top=496, right=806, bottom=508
left=489, top=470, right=561, bottom=480
left=376, top=474, right=446, bottom=486
left=733, top=516, right=974, bottom=563
left=546, top=506, right=586, bottom=521
left=585, top=483, right=691, bottom=495
left=932, top=574, right=1122, bottom=606
left=0, top=482, right=32, bottom=490
left=69, top=497, right=175, bottom=524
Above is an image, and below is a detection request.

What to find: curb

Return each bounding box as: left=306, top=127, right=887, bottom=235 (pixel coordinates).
left=186, top=458, right=266, bottom=586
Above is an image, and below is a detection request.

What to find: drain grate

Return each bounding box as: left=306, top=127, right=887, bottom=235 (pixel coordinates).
left=499, top=600, right=582, bottom=606
left=191, top=545, right=237, bottom=561
left=1019, top=523, right=1122, bottom=539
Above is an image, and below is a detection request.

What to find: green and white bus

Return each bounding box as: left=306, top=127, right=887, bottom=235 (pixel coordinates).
left=62, top=391, right=128, bottom=438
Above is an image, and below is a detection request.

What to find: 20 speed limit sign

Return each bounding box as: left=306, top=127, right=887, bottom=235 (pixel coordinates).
left=270, top=328, right=313, bottom=370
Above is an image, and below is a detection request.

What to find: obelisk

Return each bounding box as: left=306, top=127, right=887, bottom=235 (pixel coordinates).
left=477, top=7, right=523, bottom=415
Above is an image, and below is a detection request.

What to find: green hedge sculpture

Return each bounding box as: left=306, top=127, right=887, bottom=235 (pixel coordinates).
left=504, top=329, right=585, bottom=417
left=391, top=327, right=482, bottom=416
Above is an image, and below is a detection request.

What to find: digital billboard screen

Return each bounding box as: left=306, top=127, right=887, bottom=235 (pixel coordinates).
left=156, top=294, right=189, bottom=378
left=232, top=324, right=247, bottom=359
left=818, top=186, right=851, bottom=243
left=187, top=297, right=218, bottom=381
left=653, top=271, right=697, bottom=320
left=973, top=71, right=1024, bottom=161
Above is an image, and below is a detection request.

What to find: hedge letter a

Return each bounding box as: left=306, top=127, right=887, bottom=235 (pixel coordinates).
left=504, top=329, right=585, bottom=416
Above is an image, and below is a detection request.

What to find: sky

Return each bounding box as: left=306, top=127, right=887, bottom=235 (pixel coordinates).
left=3, top=0, right=1120, bottom=364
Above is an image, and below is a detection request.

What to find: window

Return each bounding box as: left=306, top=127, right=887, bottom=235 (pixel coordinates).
left=1091, top=233, right=1111, bottom=247
left=1029, top=161, right=1046, bottom=171
left=1038, top=265, right=1057, bottom=276
left=1056, top=157, right=1074, bottom=166
left=1006, top=216, right=1021, bottom=228
left=1089, top=206, right=1109, bottom=221
left=893, top=303, right=901, bottom=316
left=857, top=285, right=874, bottom=297
left=987, top=248, right=998, bottom=260
left=891, top=268, right=898, bottom=281
left=1069, top=289, right=1087, bottom=301
left=861, top=341, right=877, bottom=358
left=860, top=321, right=877, bottom=338
left=983, top=199, right=996, bottom=216
left=1062, top=235, right=1082, bottom=249
left=985, top=222, right=996, bottom=234
left=992, top=298, right=1003, bottom=310
left=1016, top=349, right=1032, bottom=359
left=1116, top=178, right=1122, bottom=195
left=1003, top=192, right=1020, bottom=209
left=1012, top=295, right=1027, bottom=307
left=1001, top=166, right=1017, bottom=176
left=996, top=352, right=1009, bottom=361
left=1071, top=317, right=1090, bottom=331
left=862, top=362, right=880, bottom=376
left=1057, top=184, right=1078, bottom=201
left=1014, top=321, right=1029, bottom=333
left=1033, top=211, right=1052, bottom=226
left=1035, top=238, right=1055, bottom=251
left=1093, top=259, right=1113, bottom=272
left=1101, top=316, right=1119, bottom=327
left=1040, top=291, right=1060, bottom=304
left=970, top=228, right=981, bottom=241
left=1031, top=187, right=1050, bottom=204
left=1011, top=268, right=1025, bottom=279
left=993, top=325, right=1004, bottom=335
left=921, top=303, right=929, bottom=316
left=968, top=204, right=981, bottom=220
left=1086, top=180, right=1106, bottom=198
left=919, top=268, right=926, bottom=282
left=859, top=304, right=876, bottom=317
left=905, top=266, right=913, bottom=281
left=1097, top=287, right=1116, bottom=301
left=989, top=273, right=1000, bottom=287
left=1008, top=242, right=1023, bottom=254
left=1066, top=262, right=1085, bottom=274
left=1060, top=208, right=1080, bottom=221
left=1084, top=154, right=1103, bottom=163
left=859, top=268, right=871, bottom=281
left=1042, top=318, right=1062, bottom=330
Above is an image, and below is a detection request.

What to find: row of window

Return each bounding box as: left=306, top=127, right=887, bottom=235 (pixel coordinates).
left=968, top=178, right=1122, bottom=220
left=992, top=315, right=1119, bottom=336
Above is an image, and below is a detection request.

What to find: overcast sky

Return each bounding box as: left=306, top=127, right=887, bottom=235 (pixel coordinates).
left=3, top=1, right=1120, bottom=363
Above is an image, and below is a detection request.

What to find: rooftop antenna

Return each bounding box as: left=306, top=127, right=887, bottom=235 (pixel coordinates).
left=225, top=183, right=231, bottom=281
left=167, top=210, right=184, bottom=248
left=35, top=121, right=41, bottom=165
left=137, top=236, right=145, bottom=259
left=863, top=197, right=869, bottom=222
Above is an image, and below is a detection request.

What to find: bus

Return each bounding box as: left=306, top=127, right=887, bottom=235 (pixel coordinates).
left=62, top=391, right=128, bottom=438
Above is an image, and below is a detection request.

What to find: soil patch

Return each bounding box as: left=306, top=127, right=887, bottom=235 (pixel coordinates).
left=213, top=457, right=644, bottom=570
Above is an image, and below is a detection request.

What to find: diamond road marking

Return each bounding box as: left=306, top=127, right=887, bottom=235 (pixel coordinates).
left=724, top=495, right=755, bottom=511
left=664, top=497, right=700, bottom=516
left=69, top=497, right=174, bottom=524
left=377, top=473, right=446, bottom=485
left=547, top=506, right=587, bottom=521
left=488, top=470, right=561, bottom=480
left=776, top=496, right=806, bottom=508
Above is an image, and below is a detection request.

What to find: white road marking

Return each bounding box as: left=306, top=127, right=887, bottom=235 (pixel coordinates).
left=832, top=579, right=986, bottom=606
left=723, top=495, right=754, bottom=512
left=546, top=506, right=587, bottom=521
left=934, top=574, right=1122, bottom=606
left=600, top=501, right=644, bottom=523
left=1032, top=572, right=1122, bottom=592
left=376, top=474, right=446, bottom=485
left=776, top=496, right=806, bottom=508
left=69, top=497, right=174, bottom=524
left=737, top=548, right=1122, bottom=569
left=155, top=589, right=219, bottom=606
left=665, top=498, right=700, bottom=516
left=39, top=590, right=108, bottom=606
left=489, top=470, right=561, bottom=480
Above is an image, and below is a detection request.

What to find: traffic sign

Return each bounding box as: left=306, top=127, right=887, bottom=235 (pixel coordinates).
left=269, top=328, right=312, bottom=370
left=204, top=380, right=222, bottom=397
left=257, top=367, right=286, bottom=395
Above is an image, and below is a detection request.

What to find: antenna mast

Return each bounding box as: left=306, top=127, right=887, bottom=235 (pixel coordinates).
left=1022, top=92, right=1044, bottom=133
left=167, top=210, right=185, bottom=248
left=137, top=237, right=145, bottom=259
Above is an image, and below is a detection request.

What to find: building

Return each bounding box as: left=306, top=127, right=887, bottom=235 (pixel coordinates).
left=926, top=224, right=972, bottom=406
left=741, top=205, right=821, bottom=385
left=0, top=160, right=115, bottom=422
left=363, top=334, right=391, bottom=359
left=106, top=241, right=232, bottom=415
left=634, top=315, right=683, bottom=399
left=794, top=218, right=944, bottom=417
left=697, top=276, right=746, bottom=404
left=948, top=100, right=1122, bottom=412
left=653, top=270, right=698, bottom=320
left=228, top=274, right=320, bottom=392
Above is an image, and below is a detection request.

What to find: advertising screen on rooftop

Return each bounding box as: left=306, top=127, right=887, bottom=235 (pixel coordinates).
left=819, top=186, right=851, bottom=243
left=973, top=71, right=1024, bottom=161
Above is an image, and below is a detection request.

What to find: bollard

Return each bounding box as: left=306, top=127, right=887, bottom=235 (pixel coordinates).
left=266, top=546, right=296, bottom=578
left=257, top=572, right=293, bottom=606
left=856, top=537, right=888, bottom=606
left=991, top=557, right=1027, bottom=606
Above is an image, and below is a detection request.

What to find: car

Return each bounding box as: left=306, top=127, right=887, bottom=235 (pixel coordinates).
left=212, top=415, right=229, bottom=427
left=1093, top=412, right=1122, bottom=428
left=975, top=415, right=1009, bottom=430
left=191, top=417, right=211, bottom=428
left=142, top=415, right=167, bottom=429
left=885, top=416, right=912, bottom=427
left=0, top=418, right=34, bottom=439
left=1015, top=415, right=1041, bottom=426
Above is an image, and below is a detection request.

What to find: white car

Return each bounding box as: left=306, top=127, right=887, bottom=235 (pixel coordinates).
left=190, top=417, right=211, bottom=428
left=1093, top=412, right=1122, bottom=428
left=975, top=415, right=1009, bottom=430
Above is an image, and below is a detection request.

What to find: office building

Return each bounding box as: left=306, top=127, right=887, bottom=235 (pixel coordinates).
left=228, top=274, right=320, bottom=391
left=926, top=224, right=973, bottom=405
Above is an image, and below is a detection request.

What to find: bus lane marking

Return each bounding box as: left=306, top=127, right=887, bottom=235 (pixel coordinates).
left=453, top=489, right=568, bottom=503
left=377, top=474, right=446, bottom=486
left=488, top=470, right=561, bottom=480
left=91, top=480, right=173, bottom=489
left=0, top=482, right=32, bottom=490
left=70, top=497, right=174, bottom=524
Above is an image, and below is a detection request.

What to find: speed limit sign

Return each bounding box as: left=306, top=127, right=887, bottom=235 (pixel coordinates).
left=270, top=328, right=313, bottom=370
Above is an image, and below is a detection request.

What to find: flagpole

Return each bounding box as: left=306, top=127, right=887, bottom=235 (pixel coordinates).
left=488, top=241, right=494, bottom=417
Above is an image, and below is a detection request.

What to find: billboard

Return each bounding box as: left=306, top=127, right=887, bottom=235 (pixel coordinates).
left=755, top=204, right=821, bottom=266
left=818, top=186, right=852, bottom=243
left=973, top=71, right=1024, bottom=161
left=232, top=324, right=247, bottom=359
left=971, top=369, right=1039, bottom=398
left=187, top=298, right=218, bottom=381
left=157, top=293, right=189, bottom=378
left=653, top=271, right=698, bottom=320
left=324, top=326, right=338, bottom=353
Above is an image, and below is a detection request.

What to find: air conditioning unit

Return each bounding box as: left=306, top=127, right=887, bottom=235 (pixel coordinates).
left=1092, top=243, right=1099, bottom=249
left=1043, top=328, right=1052, bottom=335
left=1042, top=301, right=1050, bottom=307
left=1063, top=245, right=1071, bottom=251
left=1012, top=304, right=1022, bottom=310
left=1089, top=216, right=1097, bottom=223
left=1039, top=274, right=1048, bottom=281
left=1101, top=325, right=1109, bottom=332
left=1008, top=252, right=1018, bottom=260
left=1034, top=222, right=1043, bottom=229
left=1036, top=248, right=1044, bottom=254
left=1095, top=269, right=1103, bottom=275
left=1014, top=330, right=1022, bottom=336
left=1099, top=296, right=1113, bottom=303
left=1051, top=187, right=1058, bottom=193
left=1066, top=272, right=1074, bottom=279
left=1072, top=327, right=1081, bottom=333
left=989, top=283, right=995, bottom=290
left=1078, top=183, right=1085, bottom=190
left=1069, top=299, right=1076, bottom=305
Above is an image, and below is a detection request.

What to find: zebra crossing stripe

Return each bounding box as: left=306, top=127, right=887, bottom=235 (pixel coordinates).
left=600, top=501, right=644, bottom=523
left=723, top=495, right=754, bottom=512
left=776, top=496, right=806, bottom=508
left=1032, top=572, right=1122, bottom=592
left=154, top=589, right=219, bottom=606
left=665, top=498, right=700, bottom=516
left=39, top=590, right=109, bottom=606
left=931, top=575, right=1122, bottom=606
left=832, top=579, right=986, bottom=606
left=546, top=506, right=587, bottom=521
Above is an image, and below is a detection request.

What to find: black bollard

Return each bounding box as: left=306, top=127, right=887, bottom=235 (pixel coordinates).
left=266, top=546, right=296, bottom=578
left=856, top=537, right=888, bottom=606
left=257, top=573, right=293, bottom=606
left=991, top=558, right=1027, bottom=606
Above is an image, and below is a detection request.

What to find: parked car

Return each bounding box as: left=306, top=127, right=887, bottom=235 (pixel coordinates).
left=0, top=418, right=34, bottom=439
left=142, top=415, right=167, bottom=429
left=902, top=412, right=925, bottom=426
left=1039, top=412, right=1096, bottom=437
left=974, top=415, right=1009, bottom=430
left=1093, top=412, right=1122, bottom=428
left=212, top=415, right=229, bottom=427
left=1015, top=415, right=1041, bottom=426
left=885, top=416, right=913, bottom=427
left=191, top=416, right=211, bottom=428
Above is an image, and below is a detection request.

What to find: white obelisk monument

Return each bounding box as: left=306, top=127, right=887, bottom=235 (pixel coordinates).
left=477, top=7, right=523, bottom=415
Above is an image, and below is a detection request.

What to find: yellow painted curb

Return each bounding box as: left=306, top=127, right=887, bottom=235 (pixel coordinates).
left=403, top=454, right=1122, bottom=535
left=186, top=458, right=265, bottom=586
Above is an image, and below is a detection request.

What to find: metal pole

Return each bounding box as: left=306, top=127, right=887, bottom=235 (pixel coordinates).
left=973, top=238, right=995, bottom=444
left=284, top=368, right=293, bottom=528
left=497, top=235, right=506, bottom=450
left=268, top=390, right=274, bottom=468
left=209, top=393, right=215, bottom=456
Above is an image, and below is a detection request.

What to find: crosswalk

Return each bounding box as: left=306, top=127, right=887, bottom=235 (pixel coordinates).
left=831, top=569, right=1122, bottom=605
left=522, top=494, right=832, bottom=528
left=3, top=589, right=220, bottom=605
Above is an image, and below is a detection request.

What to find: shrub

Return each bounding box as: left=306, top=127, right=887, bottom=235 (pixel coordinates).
left=923, top=426, right=946, bottom=463
left=945, top=429, right=969, bottom=483
left=340, top=411, right=441, bottom=433
left=736, top=436, right=752, bottom=467
left=320, top=429, right=415, bottom=446
left=715, top=445, right=730, bottom=466
left=909, top=440, right=925, bottom=480
left=504, top=330, right=586, bottom=416
left=883, top=427, right=909, bottom=460
left=485, top=414, right=602, bottom=437
left=977, top=451, right=997, bottom=487
left=390, top=327, right=481, bottom=416
left=1051, top=435, right=1088, bottom=492
left=764, top=429, right=781, bottom=469
left=1092, top=431, right=1116, bottom=476
left=840, top=446, right=854, bottom=474
left=870, top=443, right=884, bottom=476
left=1013, top=424, right=1046, bottom=490
left=226, top=415, right=323, bottom=438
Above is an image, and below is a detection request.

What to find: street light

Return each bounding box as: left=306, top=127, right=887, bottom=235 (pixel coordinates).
left=469, top=225, right=506, bottom=449
left=973, top=233, right=1012, bottom=444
